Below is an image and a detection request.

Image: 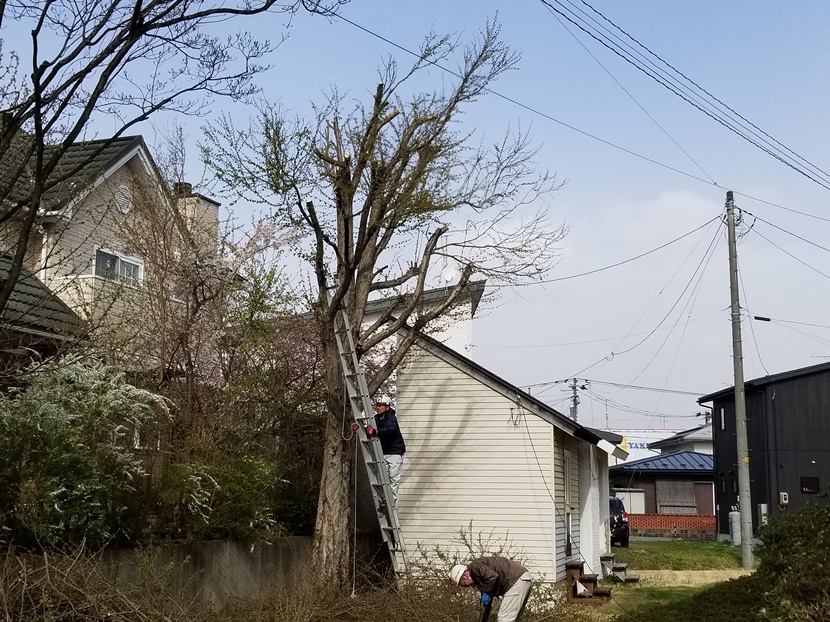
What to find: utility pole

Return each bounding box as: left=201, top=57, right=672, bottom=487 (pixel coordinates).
left=726, top=190, right=754, bottom=569
left=569, top=378, right=579, bottom=421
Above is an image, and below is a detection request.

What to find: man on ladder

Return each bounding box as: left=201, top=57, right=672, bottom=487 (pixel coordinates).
left=372, top=395, right=406, bottom=502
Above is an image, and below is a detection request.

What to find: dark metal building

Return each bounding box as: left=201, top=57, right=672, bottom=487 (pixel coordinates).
left=699, top=362, right=830, bottom=536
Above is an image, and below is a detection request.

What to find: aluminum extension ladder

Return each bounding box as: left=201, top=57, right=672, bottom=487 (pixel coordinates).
left=331, top=301, right=410, bottom=576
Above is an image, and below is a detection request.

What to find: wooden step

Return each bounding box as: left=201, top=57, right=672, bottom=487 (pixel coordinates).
left=571, top=585, right=612, bottom=605
left=577, top=575, right=598, bottom=594
left=612, top=562, right=628, bottom=572
left=623, top=574, right=640, bottom=583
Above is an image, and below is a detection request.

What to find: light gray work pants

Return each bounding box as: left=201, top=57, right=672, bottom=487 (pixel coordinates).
left=498, top=572, right=533, bottom=622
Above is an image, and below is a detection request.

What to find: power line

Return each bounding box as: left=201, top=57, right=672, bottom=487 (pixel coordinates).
left=517, top=216, right=721, bottom=286
left=585, top=379, right=704, bottom=396
left=474, top=309, right=723, bottom=349
left=539, top=0, right=830, bottom=191
left=541, top=1, right=716, bottom=184
left=330, top=12, right=830, bottom=222
left=571, top=0, right=830, bottom=186
left=751, top=229, right=830, bottom=282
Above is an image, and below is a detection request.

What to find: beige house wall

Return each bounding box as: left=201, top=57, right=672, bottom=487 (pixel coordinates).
left=397, top=343, right=568, bottom=579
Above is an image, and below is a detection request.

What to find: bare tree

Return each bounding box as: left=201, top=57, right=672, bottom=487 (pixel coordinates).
left=0, top=0, right=347, bottom=321
left=202, top=21, right=567, bottom=590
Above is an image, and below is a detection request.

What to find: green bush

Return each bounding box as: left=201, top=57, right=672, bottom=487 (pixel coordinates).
left=155, top=453, right=287, bottom=542
left=0, top=356, right=169, bottom=548
left=756, top=499, right=830, bottom=621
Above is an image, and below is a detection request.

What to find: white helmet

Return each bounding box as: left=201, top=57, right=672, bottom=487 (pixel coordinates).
left=374, top=394, right=392, bottom=406
left=450, top=564, right=467, bottom=585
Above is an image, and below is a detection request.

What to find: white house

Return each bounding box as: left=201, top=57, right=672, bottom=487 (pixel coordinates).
left=362, top=280, right=485, bottom=355
left=647, top=423, right=713, bottom=455
left=394, top=332, right=627, bottom=581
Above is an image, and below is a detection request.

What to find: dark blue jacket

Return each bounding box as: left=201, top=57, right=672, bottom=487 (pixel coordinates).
left=376, top=408, right=406, bottom=456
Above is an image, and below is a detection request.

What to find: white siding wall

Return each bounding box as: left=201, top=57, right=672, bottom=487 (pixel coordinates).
left=397, top=345, right=564, bottom=580
left=578, top=443, right=605, bottom=575
left=554, top=432, right=580, bottom=577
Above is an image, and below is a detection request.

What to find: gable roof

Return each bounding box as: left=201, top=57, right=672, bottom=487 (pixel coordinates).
left=0, top=255, right=85, bottom=340
left=609, top=450, right=713, bottom=474
left=2, top=134, right=149, bottom=213
left=648, top=423, right=712, bottom=450
left=698, top=361, right=830, bottom=403
left=365, top=279, right=487, bottom=319
left=412, top=330, right=628, bottom=460
left=43, top=135, right=148, bottom=212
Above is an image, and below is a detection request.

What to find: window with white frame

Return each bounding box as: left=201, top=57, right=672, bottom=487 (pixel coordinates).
left=95, top=249, right=142, bottom=286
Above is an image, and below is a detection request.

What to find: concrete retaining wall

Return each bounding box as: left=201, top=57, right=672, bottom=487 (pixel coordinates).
left=102, top=537, right=313, bottom=609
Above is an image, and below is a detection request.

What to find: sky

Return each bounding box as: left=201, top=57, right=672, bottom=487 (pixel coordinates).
left=9, top=1, right=830, bottom=458
left=237, top=1, right=830, bottom=456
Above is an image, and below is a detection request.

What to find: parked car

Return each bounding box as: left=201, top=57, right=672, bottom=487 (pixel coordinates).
left=609, top=496, right=630, bottom=547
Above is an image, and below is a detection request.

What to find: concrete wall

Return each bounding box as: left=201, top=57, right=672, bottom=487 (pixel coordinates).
left=102, top=537, right=312, bottom=609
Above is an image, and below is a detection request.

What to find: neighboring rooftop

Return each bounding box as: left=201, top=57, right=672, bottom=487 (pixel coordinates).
left=609, top=450, right=713, bottom=474
left=0, top=255, right=86, bottom=339
left=698, top=361, right=830, bottom=403
left=648, top=423, right=712, bottom=451
left=365, top=279, right=487, bottom=319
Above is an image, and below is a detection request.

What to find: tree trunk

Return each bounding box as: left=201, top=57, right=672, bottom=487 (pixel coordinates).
left=311, top=335, right=353, bottom=592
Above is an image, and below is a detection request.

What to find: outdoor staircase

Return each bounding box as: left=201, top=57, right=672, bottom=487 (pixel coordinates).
left=565, top=561, right=612, bottom=605
left=331, top=297, right=410, bottom=577
left=601, top=553, right=640, bottom=583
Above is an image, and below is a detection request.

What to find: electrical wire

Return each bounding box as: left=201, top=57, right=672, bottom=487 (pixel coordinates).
left=738, top=270, right=770, bottom=376
left=751, top=229, right=830, bottom=282
left=518, top=410, right=629, bottom=613
left=542, top=1, right=716, bottom=184
left=572, top=0, right=830, bottom=186
left=539, top=0, right=830, bottom=191
left=477, top=309, right=723, bottom=350
left=517, top=216, right=721, bottom=286
left=616, top=215, right=721, bottom=393
left=528, top=219, right=724, bottom=393
left=331, top=12, right=830, bottom=222
left=747, top=212, right=830, bottom=255
left=598, top=217, right=723, bottom=359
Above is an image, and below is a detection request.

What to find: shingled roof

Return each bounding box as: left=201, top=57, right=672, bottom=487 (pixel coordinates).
left=609, top=450, right=713, bottom=474
left=2, top=134, right=146, bottom=212
left=0, top=255, right=85, bottom=340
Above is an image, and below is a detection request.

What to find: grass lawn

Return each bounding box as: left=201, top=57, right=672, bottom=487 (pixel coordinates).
left=608, top=575, right=763, bottom=622
left=612, top=539, right=743, bottom=570
left=558, top=540, right=760, bottom=622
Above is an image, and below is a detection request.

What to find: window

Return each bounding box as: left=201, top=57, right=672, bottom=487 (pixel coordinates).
left=95, top=249, right=141, bottom=286
left=801, top=476, right=820, bottom=494
left=718, top=407, right=725, bottom=430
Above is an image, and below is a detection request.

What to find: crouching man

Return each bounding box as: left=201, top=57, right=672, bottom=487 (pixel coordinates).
left=450, top=556, right=533, bottom=622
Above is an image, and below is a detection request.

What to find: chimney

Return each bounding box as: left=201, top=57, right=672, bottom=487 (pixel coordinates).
left=174, top=181, right=220, bottom=251
left=173, top=181, right=193, bottom=197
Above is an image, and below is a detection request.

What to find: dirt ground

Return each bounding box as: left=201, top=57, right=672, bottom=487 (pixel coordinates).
left=634, top=569, right=753, bottom=586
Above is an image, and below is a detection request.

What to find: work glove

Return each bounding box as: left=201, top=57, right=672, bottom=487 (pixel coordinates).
left=478, top=594, right=492, bottom=622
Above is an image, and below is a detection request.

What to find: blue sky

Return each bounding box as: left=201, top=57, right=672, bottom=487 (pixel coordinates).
left=239, top=1, right=830, bottom=450
left=8, top=1, right=830, bottom=453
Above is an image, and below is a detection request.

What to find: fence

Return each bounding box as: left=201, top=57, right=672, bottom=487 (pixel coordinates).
left=628, top=513, right=717, bottom=540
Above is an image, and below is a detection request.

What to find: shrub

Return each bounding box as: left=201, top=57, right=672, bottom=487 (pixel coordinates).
left=756, top=498, right=830, bottom=621
left=0, top=356, right=170, bottom=548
